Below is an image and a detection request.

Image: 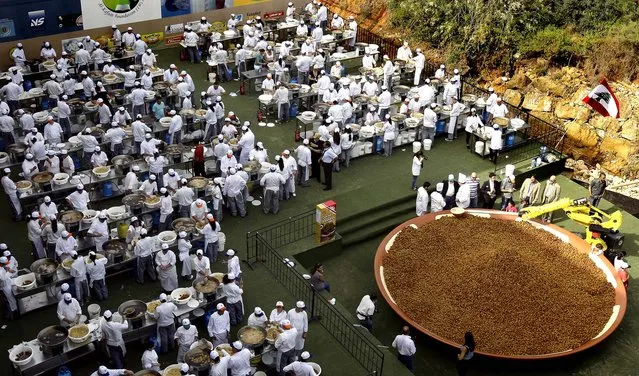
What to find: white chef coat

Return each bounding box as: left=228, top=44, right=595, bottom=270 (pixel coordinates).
left=140, top=139, right=160, bottom=155
left=416, top=186, right=430, bottom=216
left=141, top=349, right=160, bottom=370
left=229, top=349, right=251, bottom=376
left=222, top=283, right=243, bottom=304
left=207, top=311, right=230, bottom=336
left=159, top=195, right=173, bottom=221
left=57, top=298, right=81, bottom=322
left=102, top=319, right=128, bottom=353
left=492, top=103, right=509, bottom=118
left=430, top=191, right=446, bottom=212
left=382, top=122, right=396, bottom=141
left=148, top=155, right=166, bottom=174
left=275, top=327, right=297, bottom=353
left=163, top=173, right=181, bottom=191
left=363, top=81, right=378, bottom=96
left=66, top=190, right=90, bottom=210
left=139, top=180, right=158, bottom=196
left=287, top=309, right=308, bottom=350
left=20, top=114, right=35, bottom=132
left=174, top=325, right=198, bottom=347
left=269, top=308, right=288, bottom=324
left=78, top=134, right=99, bottom=153
left=190, top=202, right=209, bottom=221
left=154, top=301, right=177, bottom=327
left=132, top=120, right=152, bottom=142
left=88, top=220, right=109, bottom=252
left=193, top=256, right=210, bottom=275
left=91, top=151, right=108, bottom=167
left=169, top=115, right=182, bottom=136
left=55, top=236, right=77, bottom=260
left=356, top=295, right=376, bottom=320
left=98, top=105, right=112, bottom=124
left=175, top=186, right=195, bottom=206
left=283, top=361, right=315, bottom=376
left=131, top=88, right=147, bottom=106
left=490, top=127, right=503, bottom=150
left=134, top=237, right=155, bottom=258
left=247, top=313, right=267, bottom=327
left=141, top=73, right=153, bottom=90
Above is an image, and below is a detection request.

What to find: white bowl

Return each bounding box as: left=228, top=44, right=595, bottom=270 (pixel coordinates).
left=307, top=362, right=322, bottom=375
left=92, top=166, right=111, bottom=178
left=53, top=173, right=69, bottom=185
left=107, top=205, right=126, bottom=220
left=82, top=209, right=97, bottom=223
left=68, top=324, right=91, bottom=344
left=258, top=94, right=273, bottom=104
left=0, top=152, right=8, bottom=164
left=14, top=274, right=36, bottom=291
left=159, top=117, right=172, bottom=128
left=16, top=180, right=33, bottom=193
left=223, top=30, right=236, bottom=37
left=10, top=344, right=34, bottom=366
left=68, top=136, right=82, bottom=147
left=170, top=288, right=192, bottom=305
left=158, top=230, right=177, bottom=245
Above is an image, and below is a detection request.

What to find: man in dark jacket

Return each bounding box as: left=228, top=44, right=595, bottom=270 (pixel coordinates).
left=481, top=172, right=501, bottom=208
left=441, top=174, right=460, bottom=210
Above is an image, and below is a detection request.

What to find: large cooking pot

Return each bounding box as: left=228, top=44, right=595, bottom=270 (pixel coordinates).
left=111, top=155, right=134, bottom=175
left=184, top=344, right=213, bottom=372
left=237, top=325, right=267, bottom=349
left=192, top=276, right=220, bottom=301
left=118, top=300, right=147, bottom=329
left=37, top=325, right=68, bottom=355
left=31, top=171, right=54, bottom=185
left=123, top=192, right=147, bottom=213
left=103, top=239, right=127, bottom=263
left=59, top=210, right=83, bottom=226
left=134, top=371, right=161, bottom=376
left=30, top=258, right=59, bottom=284
left=172, top=217, right=197, bottom=234
left=6, top=144, right=26, bottom=162
left=164, top=144, right=186, bottom=157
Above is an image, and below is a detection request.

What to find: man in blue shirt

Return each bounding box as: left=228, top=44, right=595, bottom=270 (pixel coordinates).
left=151, top=97, right=165, bottom=121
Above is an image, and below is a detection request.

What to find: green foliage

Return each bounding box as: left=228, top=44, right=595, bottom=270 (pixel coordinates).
left=389, top=0, right=639, bottom=72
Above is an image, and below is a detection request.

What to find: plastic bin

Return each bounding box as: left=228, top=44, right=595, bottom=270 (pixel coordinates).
left=423, top=139, right=432, bottom=151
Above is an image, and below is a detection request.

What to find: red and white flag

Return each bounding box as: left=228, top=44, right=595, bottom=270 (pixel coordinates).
left=583, top=78, right=620, bottom=118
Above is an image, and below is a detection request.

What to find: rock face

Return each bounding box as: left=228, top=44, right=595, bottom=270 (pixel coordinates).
left=485, top=64, right=639, bottom=178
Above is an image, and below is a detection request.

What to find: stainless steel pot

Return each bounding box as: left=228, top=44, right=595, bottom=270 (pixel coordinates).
left=30, top=258, right=59, bottom=284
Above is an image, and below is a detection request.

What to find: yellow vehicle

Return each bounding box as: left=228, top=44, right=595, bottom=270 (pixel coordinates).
left=519, top=198, right=624, bottom=251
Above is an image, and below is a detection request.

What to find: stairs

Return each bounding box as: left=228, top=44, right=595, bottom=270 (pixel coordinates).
left=338, top=193, right=416, bottom=247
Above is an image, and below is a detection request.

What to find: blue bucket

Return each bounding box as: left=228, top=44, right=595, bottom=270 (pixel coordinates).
left=289, top=103, right=298, bottom=117
left=102, top=181, right=113, bottom=197
left=505, top=133, right=515, bottom=147
left=58, top=366, right=71, bottom=376
left=435, top=119, right=446, bottom=135
left=374, top=135, right=383, bottom=153
left=72, top=155, right=81, bottom=169
left=24, top=80, right=32, bottom=91
left=151, top=211, right=160, bottom=227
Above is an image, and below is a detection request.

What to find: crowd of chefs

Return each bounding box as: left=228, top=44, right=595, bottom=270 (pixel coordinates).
left=0, top=1, right=533, bottom=374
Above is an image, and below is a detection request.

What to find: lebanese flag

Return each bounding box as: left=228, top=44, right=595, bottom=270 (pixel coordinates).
left=583, top=78, right=620, bottom=118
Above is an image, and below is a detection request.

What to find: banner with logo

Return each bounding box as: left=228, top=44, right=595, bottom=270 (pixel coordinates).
left=0, top=0, right=83, bottom=42
left=80, top=0, right=162, bottom=30
left=161, top=0, right=272, bottom=18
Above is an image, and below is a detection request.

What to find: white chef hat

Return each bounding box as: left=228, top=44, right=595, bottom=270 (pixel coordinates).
left=103, top=310, right=112, bottom=318
left=217, top=303, right=225, bottom=310
left=296, top=301, right=305, bottom=309
left=228, top=273, right=236, bottom=280
left=161, top=243, right=169, bottom=250
left=61, top=283, right=69, bottom=291
left=226, top=249, right=235, bottom=256
left=448, top=174, right=454, bottom=181
left=180, top=364, right=189, bottom=372
left=196, top=249, right=203, bottom=255
left=276, top=301, right=284, bottom=307
left=0, top=256, right=7, bottom=264
left=436, top=182, right=444, bottom=192
left=301, top=351, right=311, bottom=360
left=458, top=173, right=466, bottom=182
left=159, top=293, right=167, bottom=301
left=179, top=231, right=187, bottom=238
left=63, top=293, right=72, bottom=300
left=98, top=366, right=108, bottom=375
left=182, top=318, right=190, bottom=326
left=210, top=350, right=219, bottom=360
left=232, top=341, right=243, bottom=350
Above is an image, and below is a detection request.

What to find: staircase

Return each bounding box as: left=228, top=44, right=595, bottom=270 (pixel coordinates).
left=338, top=193, right=416, bottom=247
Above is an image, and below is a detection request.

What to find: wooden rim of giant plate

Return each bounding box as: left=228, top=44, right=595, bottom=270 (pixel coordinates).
left=374, top=209, right=627, bottom=360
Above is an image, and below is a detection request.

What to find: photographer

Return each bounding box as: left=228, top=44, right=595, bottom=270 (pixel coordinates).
left=411, top=150, right=426, bottom=190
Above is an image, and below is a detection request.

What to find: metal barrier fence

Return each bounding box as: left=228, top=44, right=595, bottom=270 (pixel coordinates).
left=251, top=231, right=385, bottom=375
left=245, top=210, right=316, bottom=266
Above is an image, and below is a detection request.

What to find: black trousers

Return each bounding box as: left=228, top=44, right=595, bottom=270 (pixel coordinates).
left=322, top=162, right=333, bottom=189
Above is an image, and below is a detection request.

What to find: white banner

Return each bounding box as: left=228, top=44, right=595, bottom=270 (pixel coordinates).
left=81, top=0, right=162, bottom=30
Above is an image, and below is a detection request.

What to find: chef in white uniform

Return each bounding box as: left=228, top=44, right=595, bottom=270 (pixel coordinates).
left=155, top=243, right=178, bottom=293
left=87, top=210, right=109, bottom=253
left=56, top=292, right=81, bottom=327
left=154, top=293, right=177, bottom=354
left=175, top=318, right=199, bottom=363
left=101, top=310, right=129, bottom=369
left=269, top=301, right=288, bottom=325
left=1, top=168, right=22, bottom=219
left=0, top=258, right=18, bottom=318
left=275, top=319, right=298, bottom=372
left=178, top=232, right=193, bottom=280
left=288, top=301, right=309, bottom=358
left=207, top=303, right=231, bottom=347
left=229, top=341, right=251, bottom=376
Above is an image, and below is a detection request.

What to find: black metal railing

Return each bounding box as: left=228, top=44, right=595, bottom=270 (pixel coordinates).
left=253, top=232, right=385, bottom=375
left=462, top=82, right=567, bottom=170
left=245, top=210, right=316, bottom=266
